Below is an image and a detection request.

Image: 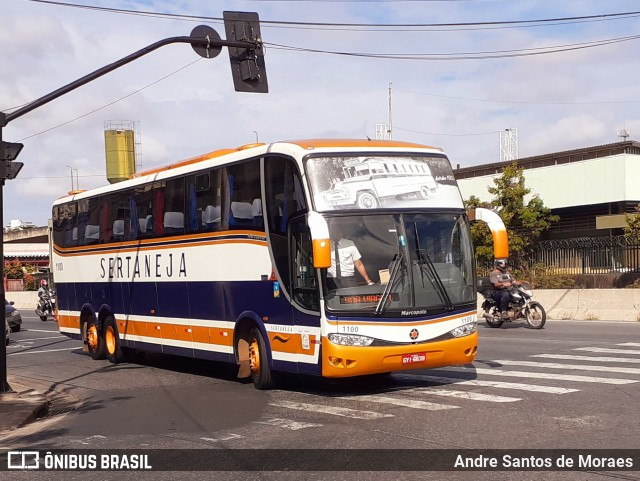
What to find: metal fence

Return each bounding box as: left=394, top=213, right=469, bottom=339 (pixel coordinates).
left=527, top=236, right=640, bottom=275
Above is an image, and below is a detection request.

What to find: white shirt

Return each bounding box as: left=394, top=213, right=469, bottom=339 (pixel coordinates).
left=327, top=238, right=361, bottom=278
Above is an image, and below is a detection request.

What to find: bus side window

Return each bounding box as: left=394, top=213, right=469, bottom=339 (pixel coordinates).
left=162, top=177, right=185, bottom=236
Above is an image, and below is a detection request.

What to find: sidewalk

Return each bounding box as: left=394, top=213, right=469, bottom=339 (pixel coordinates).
left=0, top=376, right=50, bottom=435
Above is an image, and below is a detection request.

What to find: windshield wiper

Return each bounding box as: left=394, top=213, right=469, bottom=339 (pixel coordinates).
left=416, top=248, right=453, bottom=310
left=375, top=250, right=404, bottom=315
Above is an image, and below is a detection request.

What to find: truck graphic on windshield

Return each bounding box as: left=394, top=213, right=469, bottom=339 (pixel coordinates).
left=320, top=157, right=438, bottom=209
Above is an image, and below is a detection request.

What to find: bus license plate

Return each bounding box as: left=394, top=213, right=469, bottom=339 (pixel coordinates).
left=402, top=352, right=426, bottom=365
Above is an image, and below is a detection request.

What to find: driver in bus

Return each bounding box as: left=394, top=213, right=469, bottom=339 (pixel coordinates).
left=327, top=223, right=375, bottom=289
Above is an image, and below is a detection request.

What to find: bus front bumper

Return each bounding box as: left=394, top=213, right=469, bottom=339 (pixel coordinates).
left=321, top=332, right=478, bottom=378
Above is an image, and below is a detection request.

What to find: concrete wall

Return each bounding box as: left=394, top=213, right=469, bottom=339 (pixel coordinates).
left=478, top=289, right=640, bottom=322
left=8, top=289, right=640, bottom=322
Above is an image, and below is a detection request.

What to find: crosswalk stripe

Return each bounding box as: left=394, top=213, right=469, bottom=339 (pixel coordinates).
left=435, top=367, right=637, bottom=385
left=337, top=394, right=458, bottom=411
left=409, top=388, right=521, bottom=403
left=574, top=347, right=640, bottom=355
left=617, top=343, right=640, bottom=347
left=532, top=354, right=640, bottom=364
left=268, top=401, right=394, bottom=420
left=491, top=359, right=640, bottom=375
left=254, top=418, right=323, bottom=430
left=395, top=373, right=579, bottom=394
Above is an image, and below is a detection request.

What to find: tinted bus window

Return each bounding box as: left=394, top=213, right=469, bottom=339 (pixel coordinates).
left=227, top=159, right=263, bottom=231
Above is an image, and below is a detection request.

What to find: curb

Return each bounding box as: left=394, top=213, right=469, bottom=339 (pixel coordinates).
left=0, top=380, right=51, bottom=436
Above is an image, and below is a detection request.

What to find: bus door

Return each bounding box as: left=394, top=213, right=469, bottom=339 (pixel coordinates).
left=289, top=216, right=322, bottom=375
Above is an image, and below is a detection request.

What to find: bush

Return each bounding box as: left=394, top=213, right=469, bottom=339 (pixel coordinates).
left=23, top=274, right=38, bottom=291
left=613, top=272, right=640, bottom=288
left=4, top=260, right=24, bottom=279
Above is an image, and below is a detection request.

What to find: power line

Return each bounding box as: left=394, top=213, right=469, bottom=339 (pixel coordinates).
left=266, top=33, right=640, bottom=60
left=15, top=58, right=202, bottom=142
left=22, top=0, right=640, bottom=31
left=395, top=88, right=640, bottom=105
left=395, top=126, right=498, bottom=136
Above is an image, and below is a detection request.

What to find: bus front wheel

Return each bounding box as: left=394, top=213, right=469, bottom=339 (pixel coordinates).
left=248, top=327, right=274, bottom=390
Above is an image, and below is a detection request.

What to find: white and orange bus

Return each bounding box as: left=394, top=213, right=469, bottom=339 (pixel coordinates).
left=52, top=139, right=507, bottom=389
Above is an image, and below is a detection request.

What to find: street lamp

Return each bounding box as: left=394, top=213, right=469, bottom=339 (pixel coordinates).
left=253, top=130, right=259, bottom=143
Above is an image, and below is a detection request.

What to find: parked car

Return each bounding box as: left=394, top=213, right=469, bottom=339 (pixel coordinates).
left=4, top=319, right=9, bottom=345
left=6, top=300, right=22, bottom=332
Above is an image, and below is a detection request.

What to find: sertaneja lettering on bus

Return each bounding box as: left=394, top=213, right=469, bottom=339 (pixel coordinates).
left=100, top=253, right=187, bottom=279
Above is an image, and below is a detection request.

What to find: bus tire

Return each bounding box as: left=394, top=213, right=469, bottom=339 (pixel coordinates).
left=356, top=191, right=378, bottom=209
left=86, top=317, right=106, bottom=360
left=104, top=316, right=125, bottom=363
left=248, top=327, right=274, bottom=390
left=420, top=186, right=430, bottom=199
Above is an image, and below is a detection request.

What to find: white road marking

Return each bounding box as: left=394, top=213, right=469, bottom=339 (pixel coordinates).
left=574, top=347, right=640, bottom=355
left=23, top=329, right=60, bottom=333
left=492, top=359, right=640, bottom=375
left=338, top=394, right=458, bottom=411
left=254, top=418, right=323, bottom=430
left=7, top=347, right=79, bottom=356
left=532, top=354, right=640, bottom=364
left=268, top=400, right=394, bottom=420
left=410, top=388, right=521, bottom=403
left=200, top=434, right=243, bottom=442
left=618, top=343, right=640, bottom=347
left=437, top=366, right=637, bottom=385
left=396, top=373, right=579, bottom=394
left=11, top=336, right=66, bottom=342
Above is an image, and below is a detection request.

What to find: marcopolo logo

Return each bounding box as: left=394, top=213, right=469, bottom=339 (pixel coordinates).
left=7, top=451, right=40, bottom=470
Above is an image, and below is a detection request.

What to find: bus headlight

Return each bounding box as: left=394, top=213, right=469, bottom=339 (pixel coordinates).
left=450, top=322, right=477, bottom=338
left=328, top=333, right=375, bottom=346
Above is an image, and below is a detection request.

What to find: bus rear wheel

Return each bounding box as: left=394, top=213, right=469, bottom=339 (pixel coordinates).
left=86, top=317, right=106, bottom=360
left=248, top=327, right=274, bottom=390
left=104, top=316, right=124, bottom=363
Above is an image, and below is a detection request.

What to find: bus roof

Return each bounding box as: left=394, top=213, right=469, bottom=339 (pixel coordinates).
left=53, top=138, right=444, bottom=205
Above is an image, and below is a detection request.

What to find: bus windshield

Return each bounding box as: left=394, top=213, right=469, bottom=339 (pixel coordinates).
left=324, top=213, right=475, bottom=316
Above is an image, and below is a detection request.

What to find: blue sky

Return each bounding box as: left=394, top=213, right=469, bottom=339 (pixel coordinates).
left=2, top=0, right=640, bottom=226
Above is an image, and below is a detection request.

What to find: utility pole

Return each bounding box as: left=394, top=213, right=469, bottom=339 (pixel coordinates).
left=388, top=82, right=393, bottom=140
left=0, top=11, right=268, bottom=393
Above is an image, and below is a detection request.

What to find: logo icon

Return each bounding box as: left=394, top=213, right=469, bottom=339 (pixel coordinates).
left=7, top=451, right=40, bottom=470
left=409, top=328, right=419, bottom=340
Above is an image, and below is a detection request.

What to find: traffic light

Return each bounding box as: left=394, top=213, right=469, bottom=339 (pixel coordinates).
left=223, top=11, right=268, bottom=93
left=0, top=141, right=24, bottom=180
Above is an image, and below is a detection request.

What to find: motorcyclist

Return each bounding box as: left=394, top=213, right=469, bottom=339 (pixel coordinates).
left=489, top=259, right=519, bottom=318
left=38, top=280, right=52, bottom=313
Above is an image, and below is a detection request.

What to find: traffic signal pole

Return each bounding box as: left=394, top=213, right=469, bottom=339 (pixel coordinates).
left=0, top=13, right=268, bottom=393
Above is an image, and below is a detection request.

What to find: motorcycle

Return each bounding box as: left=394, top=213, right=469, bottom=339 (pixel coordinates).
left=35, top=289, right=56, bottom=322
left=477, top=277, right=546, bottom=329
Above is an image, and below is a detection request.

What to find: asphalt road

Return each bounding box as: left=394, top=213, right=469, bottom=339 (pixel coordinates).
left=2, top=312, right=639, bottom=481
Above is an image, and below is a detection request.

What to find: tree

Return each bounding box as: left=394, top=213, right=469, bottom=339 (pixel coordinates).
left=624, top=204, right=640, bottom=241
left=464, top=162, right=559, bottom=268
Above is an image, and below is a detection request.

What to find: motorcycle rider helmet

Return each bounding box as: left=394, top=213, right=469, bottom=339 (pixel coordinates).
left=41, top=279, right=47, bottom=287
left=495, top=259, right=508, bottom=273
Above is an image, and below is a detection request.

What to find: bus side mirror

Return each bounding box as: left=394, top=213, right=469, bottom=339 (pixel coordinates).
left=307, top=212, right=331, bottom=268
left=313, top=239, right=331, bottom=268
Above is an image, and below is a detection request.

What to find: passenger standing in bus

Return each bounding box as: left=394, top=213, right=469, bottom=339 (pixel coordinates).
left=327, top=224, right=375, bottom=289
